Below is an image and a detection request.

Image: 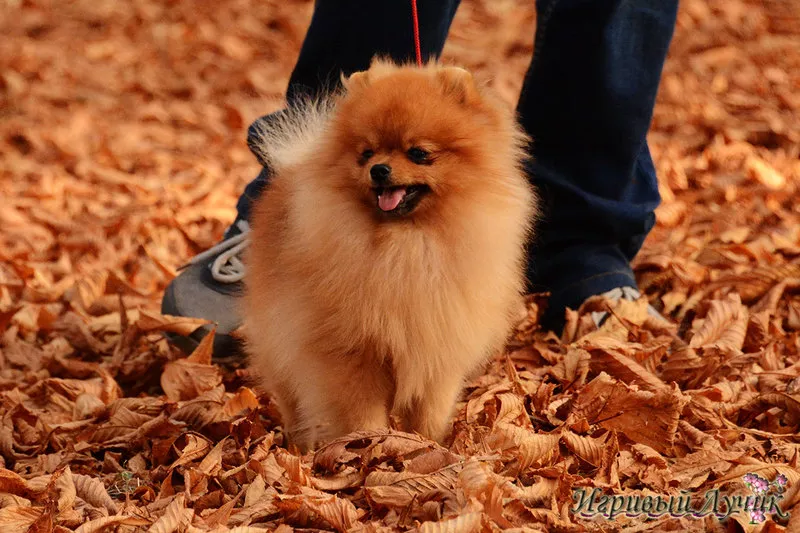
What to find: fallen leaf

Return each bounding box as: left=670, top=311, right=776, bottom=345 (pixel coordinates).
left=147, top=494, right=194, bottom=533
left=689, top=294, right=749, bottom=354
left=417, top=512, right=483, bottom=533
left=568, top=373, right=688, bottom=454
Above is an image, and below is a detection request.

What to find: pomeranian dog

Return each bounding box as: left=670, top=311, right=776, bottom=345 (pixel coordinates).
left=243, top=59, right=537, bottom=451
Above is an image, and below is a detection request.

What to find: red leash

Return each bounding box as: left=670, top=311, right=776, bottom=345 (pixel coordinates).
left=411, top=0, right=422, bottom=66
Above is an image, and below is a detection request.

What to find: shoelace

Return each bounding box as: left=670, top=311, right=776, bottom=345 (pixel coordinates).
left=178, top=219, right=251, bottom=283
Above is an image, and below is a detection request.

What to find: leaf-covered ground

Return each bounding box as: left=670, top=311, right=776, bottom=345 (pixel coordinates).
left=1, top=0, right=800, bottom=531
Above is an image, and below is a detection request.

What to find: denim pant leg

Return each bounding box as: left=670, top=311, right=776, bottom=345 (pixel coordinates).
left=518, top=0, right=679, bottom=328
left=235, top=0, right=460, bottom=223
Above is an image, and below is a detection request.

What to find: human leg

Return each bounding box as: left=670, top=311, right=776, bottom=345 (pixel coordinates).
left=517, top=0, right=679, bottom=331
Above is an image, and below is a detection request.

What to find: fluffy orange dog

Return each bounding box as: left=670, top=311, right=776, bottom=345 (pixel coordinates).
left=243, top=59, right=537, bottom=451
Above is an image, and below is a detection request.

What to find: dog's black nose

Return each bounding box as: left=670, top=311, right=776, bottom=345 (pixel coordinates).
left=370, top=164, right=392, bottom=184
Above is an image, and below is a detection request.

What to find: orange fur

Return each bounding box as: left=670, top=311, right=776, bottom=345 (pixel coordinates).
left=243, top=59, right=538, bottom=451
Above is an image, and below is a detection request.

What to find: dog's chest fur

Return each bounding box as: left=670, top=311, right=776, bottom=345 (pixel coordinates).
left=286, top=183, right=527, bottom=385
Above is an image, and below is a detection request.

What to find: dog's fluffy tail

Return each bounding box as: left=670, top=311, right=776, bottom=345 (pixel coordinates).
left=247, top=95, right=338, bottom=172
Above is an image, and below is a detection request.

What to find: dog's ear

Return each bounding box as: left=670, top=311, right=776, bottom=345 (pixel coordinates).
left=341, top=70, right=369, bottom=93
left=436, top=66, right=479, bottom=105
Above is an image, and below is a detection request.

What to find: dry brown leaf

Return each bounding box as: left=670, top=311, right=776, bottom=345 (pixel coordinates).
left=495, top=392, right=526, bottom=425
left=596, top=430, right=620, bottom=487
left=135, top=311, right=212, bottom=336
left=580, top=336, right=667, bottom=391
left=630, top=443, right=668, bottom=469
left=550, top=349, right=590, bottom=389
left=74, top=393, right=106, bottom=419
left=560, top=431, right=605, bottom=467
left=465, top=384, right=511, bottom=424
left=108, top=396, right=165, bottom=417
left=196, top=438, right=226, bottom=477
left=671, top=449, right=743, bottom=488
left=273, top=448, right=311, bottom=486
left=147, top=494, right=194, bottom=533
left=302, top=494, right=362, bottom=532
left=243, top=474, right=267, bottom=508
left=658, top=344, right=708, bottom=386
left=592, top=296, right=652, bottom=340
left=372, top=432, right=441, bottom=459
left=416, top=512, right=483, bottom=533
left=0, top=505, right=44, bottom=533
left=52, top=466, right=76, bottom=513
left=222, top=387, right=260, bottom=416
left=365, top=466, right=461, bottom=508
left=74, top=515, right=151, bottom=533
left=186, top=326, right=216, bottom=366
left=170, top=434, right=213, bottom=470
left=712, top=264, right=800, bottom=304
left=310, top=467, right=365, bottom=491
left=73, top=270, right=108, bottom=311
left=689, top=294, right=749, bottom=354
left=256, top=453, right=288, bottom=486
left=712, top=462, right=800, bottom=488
left=485, top=423, right=560, bottom=470
left=406, top=448, right=462, bottom=474
left=87, top=405, right=152, bottom=442
left=170, top=385, right=227, bottom=427
left=512, top=478, right=559, bottom=506
left=0, top=494, right=31, bottom=507
left=161, top=357, right=223, bottom=402
left=202, top=490, right=243, bottom=528
left=276, top=494, right=361, bottom=532
left=73, top=473, right=119, bottom=513
left=228, top=494, right=279, bottom=526
left=0, top=468, right=34, bottom=497
left=314, top=436, right=364, bottom=472
left=568, top=373, right=687, bottom=454
left=458, top=459, right=511, bottom=527
left=458, top=459, right=493, bottom=500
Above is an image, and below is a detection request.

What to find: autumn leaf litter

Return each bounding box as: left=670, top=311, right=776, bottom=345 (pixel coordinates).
left=1, top=0, right=799, bottom=531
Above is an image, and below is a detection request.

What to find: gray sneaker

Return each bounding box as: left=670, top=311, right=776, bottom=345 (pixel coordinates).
left=590, top=286, right=666, bottom=327
left=161, top=219, right=250, bottom=357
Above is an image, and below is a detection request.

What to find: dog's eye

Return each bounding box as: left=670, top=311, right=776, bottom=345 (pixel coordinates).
left=407, top=147, right=430, bottom=164
left=361, top=149, right=374, bottom=161
left=407, top=147, right=429, bottom=163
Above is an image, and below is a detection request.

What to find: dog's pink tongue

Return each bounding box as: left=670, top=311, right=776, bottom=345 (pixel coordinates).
left=378, top=188, right=407, bottom=211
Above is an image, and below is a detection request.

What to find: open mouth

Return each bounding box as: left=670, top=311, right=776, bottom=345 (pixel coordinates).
left=374, top=184, right=431, bottom=216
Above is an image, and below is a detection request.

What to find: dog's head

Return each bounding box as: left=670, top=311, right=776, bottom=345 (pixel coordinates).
left=318, top=59, right=527, bottom=222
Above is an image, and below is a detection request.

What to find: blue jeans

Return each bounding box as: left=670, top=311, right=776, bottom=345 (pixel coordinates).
left=237, top=0, right=678, bottom=331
